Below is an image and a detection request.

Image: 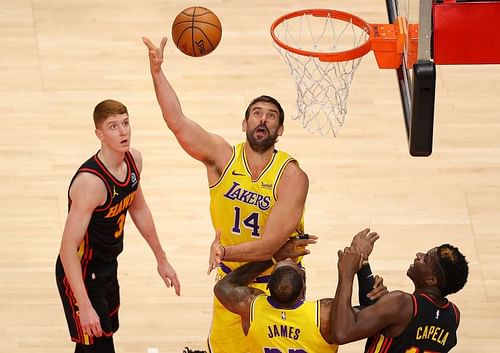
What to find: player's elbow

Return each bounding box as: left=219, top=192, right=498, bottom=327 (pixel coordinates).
left=213, top=280, right=227, bottom=303
left=330, top=330, right=351, bottom=345
left=329, top=323, right=354, bottom=345
left=165, top=115, right=182, bottom=133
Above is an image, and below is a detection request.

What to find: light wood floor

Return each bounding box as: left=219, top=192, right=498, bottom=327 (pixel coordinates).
left=1, top=1, right=499, bottom=352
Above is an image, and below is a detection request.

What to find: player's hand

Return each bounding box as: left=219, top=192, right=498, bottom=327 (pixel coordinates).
left=367, top=275, right=388, bottom=301
left=158, top=258, right=181, bottom=296
left=142, top=36, right=167, bottom=72
left=337, top=245, right=363, bottom=278
left=207, top=230, right=223, bottom=275
left=78, top=305, right=103, bottom=338
left=274, top=234, right=318, bottom=262
left=350, top=228, right=379, bottom=260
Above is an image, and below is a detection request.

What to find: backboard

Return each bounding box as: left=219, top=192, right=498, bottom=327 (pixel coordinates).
left=386, top=0, right=436, bottom=156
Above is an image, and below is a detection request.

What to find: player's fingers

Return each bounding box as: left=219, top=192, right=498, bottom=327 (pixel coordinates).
left=160, top=37, right=168, bottom=51
left=369, top=284, right=388, bottom=299
left=164, top=277, right=172, bottom=288
left=171, top=276, right=181, bottom=296
left=82, top=325, right=91, bottom=337
left=207, top=262, right=216, bottom=275
left=356, top=228, right=370, bottom=237
left=94, top=327, right=102, bottom=338
left=294, top=248, right=310, bottom=257
left=373, top=275, right=384, bottom=287
left=295, top=238, right=317, bottom=247
left=142, top=36, right=153, bottom=48
left=207, top=255, right=214, bottom=274
left=92, top=322, right=103, bottom=337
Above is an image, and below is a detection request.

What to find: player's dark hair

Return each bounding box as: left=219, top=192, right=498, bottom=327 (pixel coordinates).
left=436, top=244, right=469, bottom=296
left=268, top=266, right=304, bottom=306
left=93, top=99, right=128, bottom=128
left=245, top=95, right=285, bottom=126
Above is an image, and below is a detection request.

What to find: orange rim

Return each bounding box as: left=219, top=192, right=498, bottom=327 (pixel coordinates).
left=271, top=9, right=373, bottom=62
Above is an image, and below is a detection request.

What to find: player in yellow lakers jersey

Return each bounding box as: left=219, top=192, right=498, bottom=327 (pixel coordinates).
left=55, top=99, right=180, bottom=353
left=332, top=231, right=469, bottom=353
left=214, top=230, right=387, bottom=353
left=208, top=141, right=306, bottom=352
left=144, top=37, right=309, bottom=353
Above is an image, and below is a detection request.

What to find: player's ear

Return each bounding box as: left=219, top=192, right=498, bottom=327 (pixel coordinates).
left=95, top=128, right=104, bottom=141
left=242, top=118, right=248, bottom=132
left=278, top=124, right=284, bottom=136
left=425, top=275, right=439, bottom=287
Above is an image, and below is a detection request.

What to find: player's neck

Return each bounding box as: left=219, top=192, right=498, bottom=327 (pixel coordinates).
left=98, top=148, right=127, bottom=176
left=244, top=143, right=275, bottom=177
left=415, top=288, right=446, bottom=305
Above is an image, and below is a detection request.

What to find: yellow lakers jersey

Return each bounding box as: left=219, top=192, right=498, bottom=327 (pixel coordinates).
left=209, top=142, right=305, bottom=274
left=247, top=295, right=338, bottom=353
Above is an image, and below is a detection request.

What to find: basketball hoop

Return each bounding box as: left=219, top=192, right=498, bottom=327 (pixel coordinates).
left=271, top=9, right=408, bottom=137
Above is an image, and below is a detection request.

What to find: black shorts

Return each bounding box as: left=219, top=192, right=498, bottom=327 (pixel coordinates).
left=55, top=257, right=120, bottom=349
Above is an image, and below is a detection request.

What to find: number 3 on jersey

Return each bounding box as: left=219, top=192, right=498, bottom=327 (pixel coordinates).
left=114, top=214, right=125, bottom=238
left=232, top=206, right=260, bottom=238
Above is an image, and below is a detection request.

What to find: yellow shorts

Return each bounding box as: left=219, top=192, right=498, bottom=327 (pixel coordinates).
left=207, top=281, right=268, bottom=353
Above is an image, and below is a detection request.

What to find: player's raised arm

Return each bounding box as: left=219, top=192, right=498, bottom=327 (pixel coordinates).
left=330, top=246, right=411, bottom=344
left=142, top=36, right=231, bottom=168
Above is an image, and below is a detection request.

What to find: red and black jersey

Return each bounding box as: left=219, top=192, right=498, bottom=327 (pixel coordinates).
left=69, top=151, right=140, bottom=266
left=366, top=293, right=460, bottom=353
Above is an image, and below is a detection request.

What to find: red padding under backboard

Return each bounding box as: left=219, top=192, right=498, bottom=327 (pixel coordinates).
left=433, top=0, right=500, bottom=64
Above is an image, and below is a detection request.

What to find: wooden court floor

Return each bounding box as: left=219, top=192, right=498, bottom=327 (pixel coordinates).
left=1, top=1, right=499, bottom=352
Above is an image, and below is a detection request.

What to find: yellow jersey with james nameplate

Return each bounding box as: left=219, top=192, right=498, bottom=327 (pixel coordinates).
left=209, top=142, right=305, bottom=275
left=248, top=295, right=338, bottom=353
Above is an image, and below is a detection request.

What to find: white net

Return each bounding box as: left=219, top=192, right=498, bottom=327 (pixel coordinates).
left=273, top=11, right=370, bottom=136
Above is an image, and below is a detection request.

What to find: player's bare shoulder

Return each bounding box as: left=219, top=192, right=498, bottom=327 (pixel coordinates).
left=129, top=148, right=143, bottom=172
left=205, top=134, right=233, bottom=181
left=210, top=134, right=233, bottom=169
left=279, top=160, right=309, bottom=192
left=288, top=159, right=308, bottom=178
left=70, top=171, right=108, bottom=207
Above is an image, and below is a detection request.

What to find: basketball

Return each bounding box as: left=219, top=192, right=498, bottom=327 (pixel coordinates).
left=171, top=6, right=222, bottom=57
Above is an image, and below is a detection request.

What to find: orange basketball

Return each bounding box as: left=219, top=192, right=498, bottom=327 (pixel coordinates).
left=171, top=6, right=222, bottom=57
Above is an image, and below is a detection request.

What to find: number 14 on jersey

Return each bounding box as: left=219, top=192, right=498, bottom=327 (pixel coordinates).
left=232, top=206, right=261, bottom=238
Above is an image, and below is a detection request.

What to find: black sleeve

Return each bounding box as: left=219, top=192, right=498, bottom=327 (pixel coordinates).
left=357, top=263, right=376, bottom=307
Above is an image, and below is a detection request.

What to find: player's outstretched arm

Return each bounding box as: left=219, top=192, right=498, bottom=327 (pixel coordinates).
left=214, top=250, right=270, bottom=330
left=128, top=184, right=181, bottom=296
left=142, top=36, right=232, bottom=168
left=330, top=246, right=410, bottom=344
left=128, top=150, right=181, bottom=295
left=351, top=228, right=381, bottom=306
left=208, top=231, right=317, bottom=275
